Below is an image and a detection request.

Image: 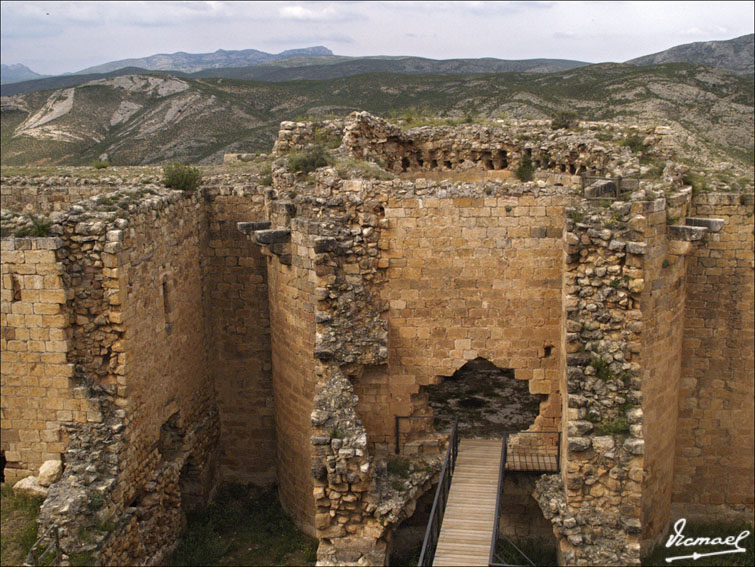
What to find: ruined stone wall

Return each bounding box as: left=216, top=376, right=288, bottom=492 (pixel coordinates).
left=673, top=193, right=755, bottom=519
left=67, top=189, right=219, bottom=565
left=1, top=237, right=75, bottom=483
left=115, top=189, right=215, bottom=507
left=266, top=220, right=318, bottom=535
left=540, top=196, right=645, bottom=566
left=342, top=112, right=630, bottom=177
left=0, top=176, right=150, bottom=215
left=638, top=193, right=690, bottom=546
left=1, top=188, right=221, bottom=565
left=201, top=182, right=276, bottom=485
left=371, top=188, right=566, bottom=443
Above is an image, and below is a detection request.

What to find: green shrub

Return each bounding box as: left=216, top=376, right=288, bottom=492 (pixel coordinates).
left=14, top=215, right=52, bottom=237
left=287, top=145, right=331, bottom=174
left=313, top=127, right=342, bottom=150
left=91, top=160, right=109, bottom=169
left=590, top=357, right=612, bottom=381
left=594, top=415, right=629, bottom=436
left=162, top=162, right=203, bottom=192
left=515, top=154, right=535, bottom=182
left=551, top=111, right=577, bottom=130
left=683, top=172, right=709, bottom=196
left=387, top=456, right=411, bottom=479
left=619, top=134, right=647, bottom=154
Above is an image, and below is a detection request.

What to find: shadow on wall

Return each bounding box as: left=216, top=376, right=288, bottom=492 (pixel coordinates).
left=387, top=486, right=437, bottom=566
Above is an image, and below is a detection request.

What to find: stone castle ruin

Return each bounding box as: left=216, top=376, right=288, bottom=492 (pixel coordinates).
left=1, top=112, right=753, bottom=565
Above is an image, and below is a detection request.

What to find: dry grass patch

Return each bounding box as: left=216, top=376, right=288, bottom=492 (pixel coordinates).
left=1, top=483, right=44, bottom=567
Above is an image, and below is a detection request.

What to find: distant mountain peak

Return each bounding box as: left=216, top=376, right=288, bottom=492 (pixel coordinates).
left=627, top=34, right=754, bottom=75
left=279, top=46, right=333, bottom=57
left=1, top=63, right=46, bottom=85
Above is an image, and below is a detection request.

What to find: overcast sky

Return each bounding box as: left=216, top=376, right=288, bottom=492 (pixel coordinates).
left=1, top=1, right=753, bottom=75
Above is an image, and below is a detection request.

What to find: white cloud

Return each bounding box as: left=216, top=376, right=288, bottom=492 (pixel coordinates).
left=1, top=1, right=752, bottom=75
left=278, top=2, right=361, bottom=22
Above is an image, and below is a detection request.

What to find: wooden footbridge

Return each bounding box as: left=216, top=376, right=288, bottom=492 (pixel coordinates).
left=413, top=421, right=559, bottom=567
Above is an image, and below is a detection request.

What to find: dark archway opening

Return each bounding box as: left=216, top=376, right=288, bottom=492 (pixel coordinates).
left=421, top=357, right=544, bottom=438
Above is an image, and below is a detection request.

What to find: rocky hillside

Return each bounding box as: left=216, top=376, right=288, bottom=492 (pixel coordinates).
left=628, top=34, right=754, bottom=75
left=1, top=63, right=752, bottom=173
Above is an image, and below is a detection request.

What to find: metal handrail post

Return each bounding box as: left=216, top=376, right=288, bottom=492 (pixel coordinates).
left=417, top=418, right=459, bottom=566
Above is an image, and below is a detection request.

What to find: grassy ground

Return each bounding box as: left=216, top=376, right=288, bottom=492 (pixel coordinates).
left=169, top=484, right=317, bottom=567
left=0, top=483, right=44, bottom=567
left=643, top=520, right=754, bottom=566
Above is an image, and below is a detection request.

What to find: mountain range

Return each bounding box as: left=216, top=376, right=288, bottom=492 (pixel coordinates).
left=1, top=35, right=753, bottom=171
left=3, top=34, right=752, bottom=96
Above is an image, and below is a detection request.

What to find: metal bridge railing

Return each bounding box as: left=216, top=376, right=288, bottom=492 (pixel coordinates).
left=24, top=521, right=62, bottom=567
left=489, top=431, right=561, bottom=567
left=417, top=417, right=459, bottom=567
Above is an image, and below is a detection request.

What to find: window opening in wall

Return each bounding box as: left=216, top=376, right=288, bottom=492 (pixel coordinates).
left=483, top=156, right=494, bottom=170
left=419, top=357, right=545, bottom=438
left=569, top=163, right=577, bottom=174
left=443, top=160, right=452, bottom=169
left=543, top=345, right=553, bottom=358
left=495, top=150, right=509, bottom=169
left=1, top=451, right=6, bottom=482
left=401, top=157, right=410, bottom=172
left=11, top=274, right=22, bottom=302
